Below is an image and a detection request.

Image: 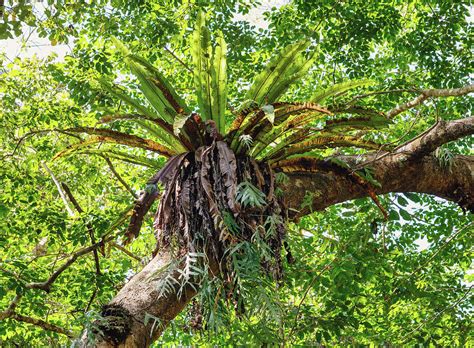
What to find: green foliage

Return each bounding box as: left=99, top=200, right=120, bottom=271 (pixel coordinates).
left=0, top=1, right=473, bottom=347
left=311, top=79, right=375, bottom=104
left=114, top=39, right=189, bottom=124
left=191, top=12, right=228, bottom=134
left=235, top=181, right=267, bottom=208
left=435, top=146, right=455, bottom=172
left=211, top=31, right=228, bottom=134
left=245, top=40, right=312, bottom=106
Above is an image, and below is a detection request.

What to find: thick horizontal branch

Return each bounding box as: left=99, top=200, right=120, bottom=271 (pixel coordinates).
left=277, top=116, right=474, bottom=214
left=281, top=154, right=472, bottom=215
left=386, top=84, right=474, bottom=118
left=393, top=116, right=474, bottom=158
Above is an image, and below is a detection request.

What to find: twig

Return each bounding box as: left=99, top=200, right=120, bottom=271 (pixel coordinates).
left=1, top=129, right=81, bottom=161
left=346, top=88, right=417, bottom=105
left=407, top=222, right=473, bottom=277
left=103, top=157, right=137, bottom=198
left=9, top=312, right=73, bottom=338
left=0, top=266, right=22, bottom=281
left=288, top=261, right=334, bottom=340
left=388, top=222, right=473, bottom=300
left=386, top=84, right=474, bottom=118
left=21, top=206, right=133, bottom=293
left=110, top=242, right=143, bottom=263
left=163, top=45, right=193, bottom=73
left=353, top=114, right=472, bottom=170
left=401, top=285, right=472, bottom=343
left=0, top=294, right=22, bottom=320
left=0, top=294, right=72, bottom=337
left=61, top=182, right=101, bottom=275
left=41, top=162, right=75, bottom=217
left=25, top=236, right=113, bottom=292
left=85, top=287, right=98, bottom=313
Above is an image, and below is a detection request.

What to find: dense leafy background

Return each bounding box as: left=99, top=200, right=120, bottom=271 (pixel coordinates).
left=0, top=1, right=472, bottom=346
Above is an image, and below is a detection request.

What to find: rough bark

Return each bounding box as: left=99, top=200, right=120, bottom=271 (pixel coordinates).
left=86, top=251, right=198, bottom=347
left=282, top=154, right=473, bottom=216
left=81, top=117, right=473, bottom=347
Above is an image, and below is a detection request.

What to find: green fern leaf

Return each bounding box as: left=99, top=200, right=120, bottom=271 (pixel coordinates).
left=112, top=37, right=177, bottom=124
left=265, top=50, right=317, bottom=103
left=191, top=11, right=213, bottom=121
left=311, top=79, right=375, bottom=104
left=267, top=133, right=381, bottom=162
left=236, top=181, right=267, bottom=208
left=245, top=40, right=310, bottom=106
left=127, top=54, right=190, bottom=115
left=322, top=114, right=392, bottom=131
left=211, top=31, right=228, bottom=134
left=96, top=79, right=187, bottom=151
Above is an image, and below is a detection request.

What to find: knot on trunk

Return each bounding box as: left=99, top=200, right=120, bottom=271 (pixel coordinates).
left=96, top=304, right=132, bottom=345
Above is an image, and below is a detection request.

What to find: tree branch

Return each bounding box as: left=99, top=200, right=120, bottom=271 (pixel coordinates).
left=393, top=116, right=474, bottom=158
left=0, top=294, right=22, bottom=320
left=78, top=250, right=203, bottom=347
left=110, top=242, right=143, bottom=263
left=401, top=284, right=473, bottom=343
left=276, top=116, right=474, bottom=214
left=1, top=294, right=72, bottom=338
left=78, top=117, right=473, bottom=347
left=9, top=312, right=73, bottom=338
left=41, top=161, right=75, bottom=217
left=386, top=84, right=474, bottom=118
left=103, top=157, right=137, bottom=198
left=25, top=237, right=112, bottom=292
left=61, top=182, right=102, bottom=276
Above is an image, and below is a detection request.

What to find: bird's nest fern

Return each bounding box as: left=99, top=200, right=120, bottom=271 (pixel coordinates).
left=53, top=12, right=393, bottom=318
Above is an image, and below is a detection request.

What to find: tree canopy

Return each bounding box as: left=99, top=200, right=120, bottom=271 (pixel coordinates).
left=0, top=1, right=473, bottom=347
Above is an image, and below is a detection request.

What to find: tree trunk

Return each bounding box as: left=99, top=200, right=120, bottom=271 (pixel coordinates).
left=80, top=250, right=220, bottom=347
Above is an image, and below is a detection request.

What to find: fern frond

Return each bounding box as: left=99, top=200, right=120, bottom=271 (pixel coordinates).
left=53, top=128, right=176, bottom=159
left=245, top=40, right=310, bottom=106
left=96, top=79, right=188, bottom=150
left=191, top=11, right=213, bottom=121
left=97, top=78, right=160, bottom=119
left=322, top=114, right=391, bottom=131
left=126, top=60, right=176, bottom=124
left=127, top=54, right=190, bottom=115
left=254, top=128, right=310, bottom=161
left=265, top=50, right=317, bottom=103
left=76, top=148, right=164, bottom=169
left=311, top=79, right=375, bottom=104
left=266, top=133, right=381, bottom=162
left=112, top=39, right=172, bottom=124
left=250, top=104, right=331, bottom=157
left=211, top=31, right=227, bottom=134
left=236, top=181, right=267, bottom=208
